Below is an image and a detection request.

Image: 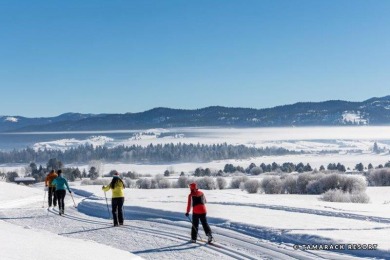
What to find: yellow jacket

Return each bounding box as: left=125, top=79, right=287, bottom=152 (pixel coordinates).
left=102, top=177, right=125, bottom=198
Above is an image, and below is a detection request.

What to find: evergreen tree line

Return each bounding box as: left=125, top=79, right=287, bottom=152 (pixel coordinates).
left=0, top=143, right=302, bottom=164
left=191, top=161, right=390, bottom=177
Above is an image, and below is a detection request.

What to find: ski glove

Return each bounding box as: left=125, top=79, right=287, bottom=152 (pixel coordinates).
left=68, top=190, right=72, bottom=193
left=185, top=213, right=189, bottom=217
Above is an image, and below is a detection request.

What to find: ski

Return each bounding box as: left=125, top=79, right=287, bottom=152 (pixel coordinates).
left=189, top=239, right=222, bottom=248
left=188, top=239, right=205, bottom=244
left=207, top=242, right=222, bottom=248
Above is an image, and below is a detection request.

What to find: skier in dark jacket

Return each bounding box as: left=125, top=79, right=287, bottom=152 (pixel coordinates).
left=185, top=182, right=213, bottom=243
left=51, top=170, right=72, bottom=215
left=45, top=170, right=58, bottom=208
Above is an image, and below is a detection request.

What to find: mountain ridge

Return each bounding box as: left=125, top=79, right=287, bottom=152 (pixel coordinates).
left=2, top=96, right=390, bottom=132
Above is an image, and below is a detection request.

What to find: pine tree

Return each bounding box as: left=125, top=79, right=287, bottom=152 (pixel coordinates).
left=355, top=163, right=364, bottom=172
left=89, top=167, right=99, bottom=180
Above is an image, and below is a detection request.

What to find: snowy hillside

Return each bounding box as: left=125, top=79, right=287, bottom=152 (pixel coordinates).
left=1, top=181, right=389, bottom=259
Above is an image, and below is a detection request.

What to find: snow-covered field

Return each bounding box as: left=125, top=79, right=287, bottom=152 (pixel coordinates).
left=2, top=151, right=390, bottom=177
left=1, top=180, right=389, bottom=259
left=29, top=126, right=390, bottom=153
left=1, top=126, right=390, bottom=259
left=3, top=126, right=390, bottom=175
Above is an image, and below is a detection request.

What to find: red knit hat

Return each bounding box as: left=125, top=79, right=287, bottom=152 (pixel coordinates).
left=189, top=182, right=197, bottom=190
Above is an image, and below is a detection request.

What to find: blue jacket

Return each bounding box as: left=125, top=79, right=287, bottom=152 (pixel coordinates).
left=52, top=176, right=71, bottom=192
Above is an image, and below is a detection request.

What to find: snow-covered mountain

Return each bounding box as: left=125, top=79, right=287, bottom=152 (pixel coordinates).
left=2, top=96, right=390, bottom=132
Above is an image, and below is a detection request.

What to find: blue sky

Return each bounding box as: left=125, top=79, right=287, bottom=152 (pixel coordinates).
left=1, top=0, right=389, bottom=117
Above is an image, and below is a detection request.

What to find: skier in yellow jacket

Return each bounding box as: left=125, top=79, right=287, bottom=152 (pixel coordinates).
left=102, top=171, right=125, bottom=226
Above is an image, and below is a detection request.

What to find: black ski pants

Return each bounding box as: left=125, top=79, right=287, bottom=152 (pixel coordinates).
left=112, top=197, right=124, bottom=226
left=48, top=186, right=57, bottom=207
left=191, top=213, right=212, bottom=240
left=56, top=190, right=66, bottom=211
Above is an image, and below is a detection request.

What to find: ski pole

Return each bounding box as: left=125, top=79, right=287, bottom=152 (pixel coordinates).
left=187, top=215, right=203, bottom=241
left=42, top=188, right=47, bottom=208
left=70, top=191, right=77, bottom=208
left=104, top=191, right=111, bottom=219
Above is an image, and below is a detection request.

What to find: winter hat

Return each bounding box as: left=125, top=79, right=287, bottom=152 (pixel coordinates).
left=189, top=182, right=197, bottom=190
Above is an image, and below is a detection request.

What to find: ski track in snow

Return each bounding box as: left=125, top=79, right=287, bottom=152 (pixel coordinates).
left=207, top=202, right=390, bottom=224
left=0, top=190, right=384, bottom=260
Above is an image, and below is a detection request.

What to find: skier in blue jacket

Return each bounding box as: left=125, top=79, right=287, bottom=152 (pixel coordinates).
left=51, top=170, right=72, bottom=215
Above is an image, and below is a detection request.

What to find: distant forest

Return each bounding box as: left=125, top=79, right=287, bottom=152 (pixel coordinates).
left=0, top=143, right=303, bottom=164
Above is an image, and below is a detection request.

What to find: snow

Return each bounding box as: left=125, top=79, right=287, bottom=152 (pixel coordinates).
left=3, top=151, right=390, bottom=177
left=2, top=126, right=390, bottom=259
left=0, top=221, right=141, bottom=260
left=4, top=116, right=18, bottom=122
left=14, top=177, right=35, bottom=181
left=13, top=126, right=390, bottom=175
left=1, top=180, right=389, bottom=259
left=130, top=133, right=158, bottom=140
left=26, top=126, right=390, bottom=152
left=61, top=151, right=389, bottom=176
left=32, top=136, right=114, bottom=151
left=77, top=186, right=390, bottom=251
left=342, top=112, right=367, bottom=125
left=0, top=182, right=141, bottom=260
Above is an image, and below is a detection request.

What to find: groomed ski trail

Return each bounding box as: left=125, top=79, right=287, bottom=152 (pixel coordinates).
left=0, top=194, right=365, bottom=260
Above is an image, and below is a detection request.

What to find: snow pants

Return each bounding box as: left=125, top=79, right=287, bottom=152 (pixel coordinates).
left=48, top=186, right=57, bottom=207
left=112, top=197, right=124, bottom=226
left=191, top=213, right=212, bottom=240
left=56, top=190, right=66, bottom=212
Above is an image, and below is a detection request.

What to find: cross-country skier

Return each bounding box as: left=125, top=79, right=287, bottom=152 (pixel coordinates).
left=102, top=171, right=125, bottom=226
left=45, top=170, right=58, bottom=208
left=185, top=182, right=213, bottom=243
left=51, top=170, right=72, bottom=215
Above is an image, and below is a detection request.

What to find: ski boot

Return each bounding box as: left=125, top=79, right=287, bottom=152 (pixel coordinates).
left=207, top=234, right=214, bottom=244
